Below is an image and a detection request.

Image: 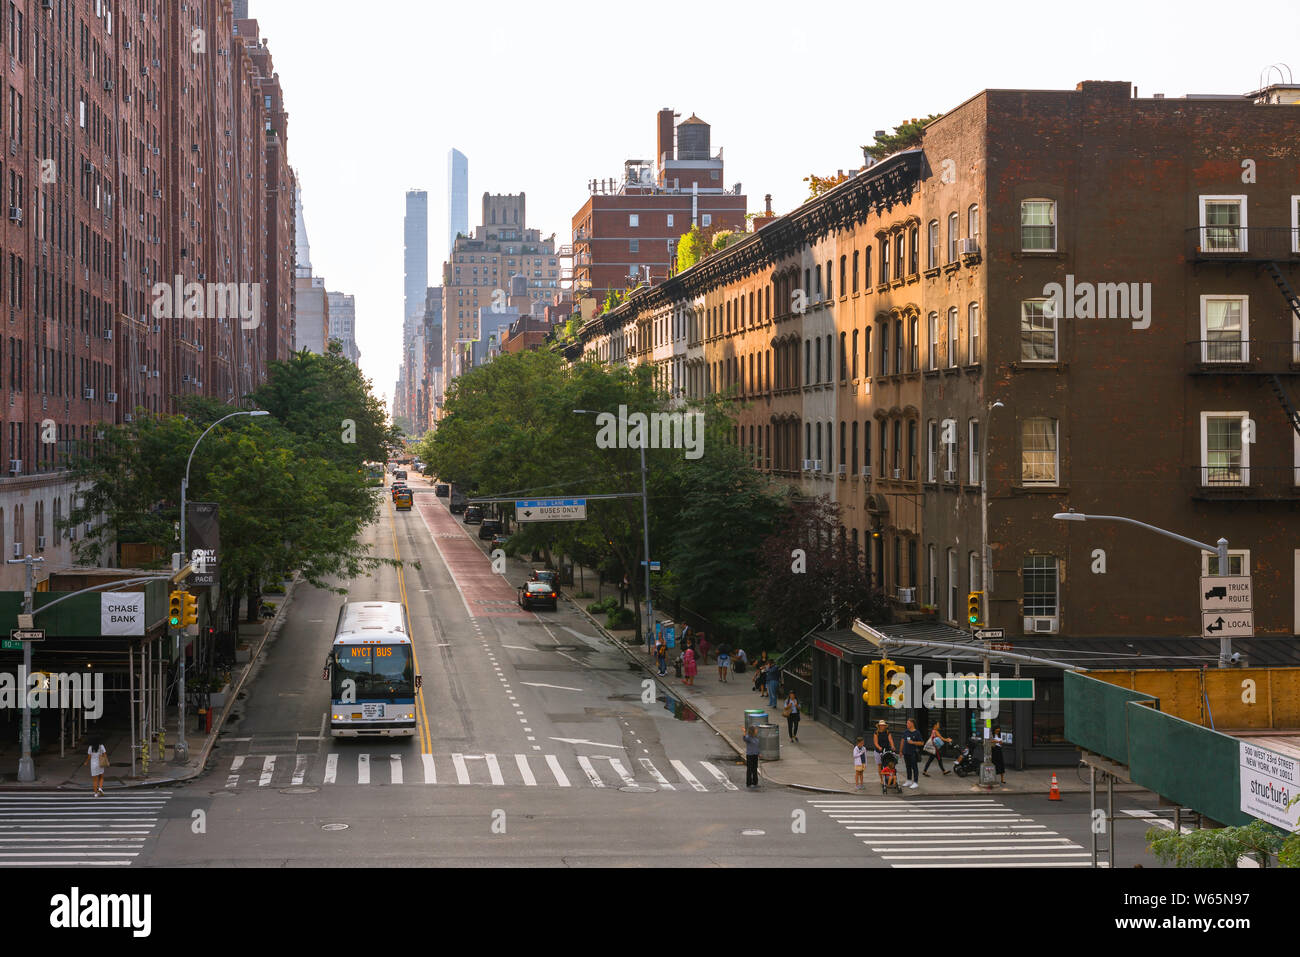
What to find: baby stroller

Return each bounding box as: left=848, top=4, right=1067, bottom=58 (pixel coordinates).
left=879, top=748, right=902, bottom=794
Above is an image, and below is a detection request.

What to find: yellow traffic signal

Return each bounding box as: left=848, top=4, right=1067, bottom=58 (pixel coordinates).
left=168, top=591, right=184, bottom=628
left=882, top=659, right=905, bottom=708
left=860, top=662, right=881, bottom=706
left=181, top=593, right=199, bottom=628
left=967, top=591, right=984, bottom=627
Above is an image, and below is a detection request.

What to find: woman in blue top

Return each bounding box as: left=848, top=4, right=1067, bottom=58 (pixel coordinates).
left=716, top=648, right=731, bottom=682
left=782, top=691, right=800, bottom=741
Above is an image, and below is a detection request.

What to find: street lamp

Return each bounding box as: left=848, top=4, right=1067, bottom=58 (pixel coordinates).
left=175, top=409, right=269, bottom=763
left=574, top=409, right=654, bottom=650
left=1052, top=510, right=1232, bottom=665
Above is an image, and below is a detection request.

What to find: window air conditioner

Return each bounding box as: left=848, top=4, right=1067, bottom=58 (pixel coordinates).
left=107, top=392, right=117, bottom=403
left=860, top=466, right=871, bottom=479
left=837, top=464, right=848, bottom=478
left=8, top=459, right=21, bottom=474
left=83, top=388, right=95, bottom=399
left=1024, top=616, right=1058, bottom=634
left=943, top=469, right=956, bottom=482
left=36, top=536, right=45, bottom=551
left=892, top=468, right=902, bottom=479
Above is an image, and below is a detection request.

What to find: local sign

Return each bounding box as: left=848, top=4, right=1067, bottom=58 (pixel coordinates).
left=1201, top=611, right=1254, bottom=639
left=8, top=629, right=44, bottom=641
left=515, top=498, right=587, bottom=522
left=934, top=676, right=1036, bottom=702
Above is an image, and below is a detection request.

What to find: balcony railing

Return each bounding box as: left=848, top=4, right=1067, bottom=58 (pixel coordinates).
left=1186, top=226, right=1300, bottom=261
left=1187, top=338, right=1300, bottom=371
left=1193, top=466, right=1300, bottom=498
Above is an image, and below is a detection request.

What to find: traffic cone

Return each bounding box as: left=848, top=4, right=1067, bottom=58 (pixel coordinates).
left=1048, top=772, right=1062, bottom=801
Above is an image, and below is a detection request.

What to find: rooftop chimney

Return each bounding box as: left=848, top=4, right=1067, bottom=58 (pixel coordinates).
left=765, top=194, right=772, bottom=215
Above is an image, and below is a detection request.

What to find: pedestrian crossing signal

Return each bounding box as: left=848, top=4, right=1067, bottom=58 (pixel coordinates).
left=967, top=591, right=984, bottom=627
left=168, top=591, right=184, bottom=628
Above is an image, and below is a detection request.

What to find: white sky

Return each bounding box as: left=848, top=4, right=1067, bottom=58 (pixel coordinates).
left=247, top=0, right=1300, bottom=416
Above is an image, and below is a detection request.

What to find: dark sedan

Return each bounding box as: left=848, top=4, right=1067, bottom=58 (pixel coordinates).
left=518, top=581, right=558, bottom=611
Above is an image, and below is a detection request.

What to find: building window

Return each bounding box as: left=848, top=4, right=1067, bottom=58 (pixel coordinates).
left=851, top=421, right=859, bottom=473
left=1021, top=299, right=1057, bottom=362
left=879, top=323, right=889, bottom=376
left=928, top=545, right=938, bottom=607
left=863, top=247, right=872, bottom=287
left=701, top=213, right=712, bottom=227
left=969, top=551, right=981, bottom=592
left=1202, top=549, right=1250, bottom=577
left=968, top=419, right=980, bottom=484
left=909, top=316, right=918, bottom=371
left=1200, top=412, right=1250, bottom=486
left=863, top=328, right=871, bottom=380
left=927, top=220, right=940, bottom=268
left=881, top=237, right=890, bottom=282
left=1022, top=418, right=1059, bottom=485
left=851, top=330, right=859, bottom=379
left=1023, top=555, right=1059, bottom=617
left=894, top=233, right=905, bottom=280
left=629, top=214, right=639, bottom=227
left=1200, top=296, right=1248, bottom=363
left=968, top=302, right=980, bottom=364
left=909, top=226, right=919, bottom=274
left=892, top=420, right=902, bottom=476
left=1021, top=199, right=1057, bottom=251
left=947, top=212, right=959, bottom=262
left=852, top=250, right=860, bottom=293
left=968, top=204, right=980, bottom=242
left=839, top=332, right=847, bottom=380
left=928, top=312, right=938, bottom=370
left=907, top=420, right=917, bottom=480
left=894, top=319, right=903, bottom=374
left=947, top=548, right=958, bottom=622
left=947, top=306, right=958, bottom=368
left=666, top=214, right=674, bottom=228
left=927, top=420, right=938, bottom=482
left=629, top=239, right=639, bottom=254
left=839, top=257, right=846, bottom=297
left=1198, top=195, right=1246, bottom=252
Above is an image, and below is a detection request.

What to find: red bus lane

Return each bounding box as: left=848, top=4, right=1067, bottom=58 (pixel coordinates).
left=414, top=497, right=528, bottom=619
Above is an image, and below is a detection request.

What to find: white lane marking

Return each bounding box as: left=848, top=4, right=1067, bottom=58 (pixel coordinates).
left=324, top=753, right=338, bottom=784
left=452, top=753, right=471, bottom=785
left=357, top=753, right=370, bottom=785
left=421, top=754, right=436, bottom=784
left=545, top=754, right=570, bottom=786
left=515, top=754, right=537, bottom=786
left=895, top=861, right=1095, bottom=869
left=550, top=737, right=625, bottom=750
left=1121, top=809, right=1196, bottom=834
left=501, top=644, right=534, bottom=651
left=881, top=851, right=1094, bottom=860
left=670, top=760, right=708, bottom=792
left=227, top=755, right=244, bottom=788
left=700, top=761, right=739, bottom=791
left=390, top=755, right=403, bottom=785
left=576, top=756, right=605, bottom=787
left=259, top=755, right=276, bottom=787
left=639, top=758, right=674, bottom=790
left=318, top=712, right=327, bottom=738
left=485, top=753, right=505, bottom=785
left=291, top=755, right=308, bottom=786
left=519, top=681, right=583, bottom=692
left=432, top=642, right=451, bottom=647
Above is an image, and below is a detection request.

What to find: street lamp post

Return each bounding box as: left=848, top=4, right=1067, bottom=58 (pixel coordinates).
left=574, top=410, right=654, bottom=650
left=1053, top=510, right=1231, bottom=666
left=6, top=553, right=45, bottom=782
left=175, top=409, right=269, bottom=763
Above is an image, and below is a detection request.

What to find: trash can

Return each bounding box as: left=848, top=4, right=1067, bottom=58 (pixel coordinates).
left=757, top=723, right=780, bottom=761
left=744, top=710, right=768, bottom=734
left=674, top=656, right=683, bottom=678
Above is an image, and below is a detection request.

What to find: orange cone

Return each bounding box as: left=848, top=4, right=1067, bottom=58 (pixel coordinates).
left=1048, top=772, right=1062, bottom=801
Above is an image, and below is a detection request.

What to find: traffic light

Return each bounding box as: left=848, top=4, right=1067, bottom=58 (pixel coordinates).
left=967, top=591, right=985, bottom=627
left=882, top=659, right=905, bottom=708
left=168, top=591, right=184, bottom=628
left=861, top=662, right=881, bottom=706
left=181, top=593, right=199, bottom=628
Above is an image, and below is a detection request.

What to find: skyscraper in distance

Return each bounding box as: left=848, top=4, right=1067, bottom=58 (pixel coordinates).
left=404, top=190, right=429, bottom=342
left=447, top=149, right=468, bottom=261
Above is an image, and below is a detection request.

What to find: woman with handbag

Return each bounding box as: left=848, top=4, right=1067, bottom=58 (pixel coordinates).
left=84, top=741, right=109, bottom=796
left=782, top=691, right=800, bottom=741
left=922, top=722, right=952, bottom=775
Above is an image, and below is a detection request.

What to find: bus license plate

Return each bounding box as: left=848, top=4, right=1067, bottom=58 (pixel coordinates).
left=362, top=703, right=383, bottom=720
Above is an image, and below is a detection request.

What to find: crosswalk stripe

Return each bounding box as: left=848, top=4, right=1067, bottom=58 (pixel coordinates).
left=700, top=761, right=739, bottom=791
left=545, top=754, right=570, bottom=787
left=670, top=759, right=707, bottom=792
left=606, top=757, right=637, bottom=787
left=451, top=754, right=471, bottom=785
left=260, top=755, right=276, bottom=787
left=422, top=754, right=436, bottom=784
left=357, top=753, right=370, bottom=785
left=515, top=754, right=537, bottom=786
left=292, top=755, right=308, bottom=786
left=390, top=755, right=403, bottom=785
left=639, top=758, right=674, bottom=790
left=227, top=755, right=245, bottom=789
left=0, top=793, right=172, bottom=867
left=485, top=753, right=505, bottom=786
left=324, top=753, right=338, bottom=784
left=577, top=756, right=604, bottom=788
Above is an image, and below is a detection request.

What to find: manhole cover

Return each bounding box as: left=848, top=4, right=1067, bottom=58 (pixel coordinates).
left=619, top=785, right=656, bottom=793
left=741, top=829, right=766, bottom=836
left=321, top=823, right=349, bottom=831
left=281, top=786, right=318, bottom=794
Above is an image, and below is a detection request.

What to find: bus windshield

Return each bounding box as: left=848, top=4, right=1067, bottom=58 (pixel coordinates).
left=332, top=644, right=414, bottom=700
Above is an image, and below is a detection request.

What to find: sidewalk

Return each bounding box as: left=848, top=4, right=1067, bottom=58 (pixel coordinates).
left=0, top=576, right=299, bottom=791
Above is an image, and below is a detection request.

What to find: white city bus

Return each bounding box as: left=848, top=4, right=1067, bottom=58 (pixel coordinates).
left=323, top=601, right=422, bottom=737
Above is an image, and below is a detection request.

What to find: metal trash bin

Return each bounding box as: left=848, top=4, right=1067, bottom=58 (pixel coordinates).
left=757, top=723, right=780, bottom=761
left=744, top=710, right=768, bottom=734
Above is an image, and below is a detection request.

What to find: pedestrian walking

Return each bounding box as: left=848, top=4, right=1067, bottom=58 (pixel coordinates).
left=682, top=646, right=697, bottom=686
left=716, top=647, right=731, bottom=682
left=733, top=647, right=748, bottom=674
left=991, top=724, right=1006, bottom=783
left=752, top=652, right=770, bottom=692
left=782, top=691, right=800, bottom=741
left=922, top=721, right=952, bottom=776
left=765, top=662, right=780, bottom=708
left=84, top=741, right=109, bottom=797
left=655, top=638, right=668, bottom=677
left=900, top=718, right=924, bottom=789
left=873, top=720, right=895, bottom=785
left=697, top=633, right=710, bottom=666
left=743, top=725, right=761, bottom=788
left=853, top=737, right=869, bottom=790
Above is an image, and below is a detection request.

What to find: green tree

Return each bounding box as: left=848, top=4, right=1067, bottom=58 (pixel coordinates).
left=802, top=171, right=850, bottom=202
left=862, top=114, right=943, bottom=161
left=1145, top=819, right=1285, bottom=868
left=675, top=225, right=705, bottom=273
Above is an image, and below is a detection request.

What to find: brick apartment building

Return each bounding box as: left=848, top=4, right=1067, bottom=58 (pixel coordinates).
left=571, top=78, right=1300, bottom=648
left=569, top=109, right=747, bottom=304
left=0, top=1, right=296, bottom=590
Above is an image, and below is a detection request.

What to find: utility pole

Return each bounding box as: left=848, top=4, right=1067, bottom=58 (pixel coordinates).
left=6, top=553, right=45, bottom=782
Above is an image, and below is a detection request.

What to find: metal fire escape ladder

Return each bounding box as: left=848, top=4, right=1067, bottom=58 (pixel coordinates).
left=1263, top=262, right=1300, bottom=438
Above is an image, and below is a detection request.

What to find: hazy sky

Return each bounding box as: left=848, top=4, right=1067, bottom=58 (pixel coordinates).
left=247, top=0, right=1300, bottom=415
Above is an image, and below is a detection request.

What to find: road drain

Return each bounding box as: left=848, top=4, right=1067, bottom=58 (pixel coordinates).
left=281, top=786, right=318, bottom=794
left=321, top=823, right=348, bottom=831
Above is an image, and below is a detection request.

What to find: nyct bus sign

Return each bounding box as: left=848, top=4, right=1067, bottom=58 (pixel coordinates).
left=515, top=498, right=587, bottom=522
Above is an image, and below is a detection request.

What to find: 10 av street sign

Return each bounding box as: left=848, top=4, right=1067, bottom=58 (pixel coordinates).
left=515, top=498, right=587, bottom=522
left=934, top=676, right=1036, bottom=702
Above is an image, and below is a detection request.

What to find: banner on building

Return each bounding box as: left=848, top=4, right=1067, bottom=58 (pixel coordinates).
left=100, top=592, right=145, bottom=636
left=186, top=503, right=221, bottom=587
left=1240, top=741, right=1300, bottom=832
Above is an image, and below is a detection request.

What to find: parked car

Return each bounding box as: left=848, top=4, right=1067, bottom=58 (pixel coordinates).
left=449, top=496, right=467, bottom=515
left=519, top=580, right=558, bottom=611
left=478, top=518, right=503, bottom=540
left=529, top=568, right=559, bottom=591
left=435, top=484, right=450, bottom=497
left=463, top=505, right=484, bottom=525
left=491, top=533, right=510, bottom=549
